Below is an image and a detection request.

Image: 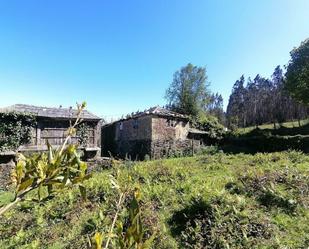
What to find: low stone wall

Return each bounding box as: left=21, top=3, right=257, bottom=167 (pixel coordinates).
left=116, top=139, right=152, bottom=160
left=151, top=139, right=202, bottom=159
left=112, top=138, right=202, bottom=160
left=0, top=159, right=15, bottom=191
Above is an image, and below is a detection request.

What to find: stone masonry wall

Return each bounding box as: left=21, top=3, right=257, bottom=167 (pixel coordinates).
left=152, top=116, right=189, bottom=141
left=151, top=139, right=202, bottom=159
left=115, top=115, right=152, bottom=141
left=109, top=116, right=153, bottom=159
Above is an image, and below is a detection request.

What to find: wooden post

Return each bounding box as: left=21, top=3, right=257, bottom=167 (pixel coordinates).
left=36, top=125, right=41, bottom=145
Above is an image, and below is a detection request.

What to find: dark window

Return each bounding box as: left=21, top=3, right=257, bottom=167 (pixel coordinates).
left=167, top=119, right=177, bottom=127
left=133, top=119, right=138, bottom=129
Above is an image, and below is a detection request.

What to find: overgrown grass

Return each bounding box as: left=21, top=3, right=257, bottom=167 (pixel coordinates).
left=0, top=151, right=308, bottom=248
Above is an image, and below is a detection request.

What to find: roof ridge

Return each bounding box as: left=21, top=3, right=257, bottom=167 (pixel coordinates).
left=14, top=103, right=76, bottom=111
left=0, top=103, right=101, bottom=120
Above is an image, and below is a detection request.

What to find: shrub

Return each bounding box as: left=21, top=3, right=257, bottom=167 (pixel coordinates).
left=0, top=112, right=36, bottom=152
left=76, top=122, right=91, bottom=147
left=192, top=113, right=225, bottom=142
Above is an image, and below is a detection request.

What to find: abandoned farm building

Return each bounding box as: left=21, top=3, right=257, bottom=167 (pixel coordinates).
left=101, top=106, right=207, bottom=159
left=0, top=104, right=102, bottom=158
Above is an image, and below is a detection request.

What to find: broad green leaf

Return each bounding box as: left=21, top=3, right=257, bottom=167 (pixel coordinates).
left=17, top=178, right=34, bottom=192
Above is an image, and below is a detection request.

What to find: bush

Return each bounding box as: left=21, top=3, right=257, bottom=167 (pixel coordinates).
left=0, top=112, right=36, bottom=152
left=192, top=113, right=225, bottom=143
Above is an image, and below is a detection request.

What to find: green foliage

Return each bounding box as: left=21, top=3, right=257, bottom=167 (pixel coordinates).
left=224, top=126, right=309, bottom=153
left=77, top=122, right=90, bottom=147
left=165, top=63, right=210, bottom=117
left=236, top=119, right=309, bottom=135
left=169, top=196, right=273, bottom=248
left=193, top=113, right=225, bottom=141
left=115, top=188, right=156, bottom=249
left=12, top=143, right=90, bottom=202
left=0, top=102, right=89, bottom=216
left=1, top=152, right=308, bottom=248
left=0, top=112, right=36, bottom=151
left=100, top=170, right=155, bottom=249
left=285, top=38, right=309, bottom=104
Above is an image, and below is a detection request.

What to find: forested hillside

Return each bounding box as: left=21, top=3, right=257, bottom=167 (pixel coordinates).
left=226, top=38, right=309, bottom=130
left=226, top=66, right=308, bottom=129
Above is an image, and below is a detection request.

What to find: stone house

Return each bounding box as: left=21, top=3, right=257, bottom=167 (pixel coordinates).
left=101, top=107, right=207, bottom=159
left=0, top=104, right=102, bottom=159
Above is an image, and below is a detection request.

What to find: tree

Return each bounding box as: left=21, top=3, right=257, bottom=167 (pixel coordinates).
left=165, top=63, right=210, bottom=117
left=271, top=66, right=285, bottom=125
left=285, top=38, right=309, bottom=105
left=207, top=93, right=225, bottom=124
left=226, top=75, right=246, bottom=128
left=226, top=64, right=309, bottom=130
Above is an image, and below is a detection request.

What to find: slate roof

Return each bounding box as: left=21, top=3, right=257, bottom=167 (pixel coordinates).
left=123, top=106, right=188, bottom=121
left=139, top=106, right=188, bottom=119
left=103, top=106, right=189, bottom=127
left=0, top=104, right=101, bottom=121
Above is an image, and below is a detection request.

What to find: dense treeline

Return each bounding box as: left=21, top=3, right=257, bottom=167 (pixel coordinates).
left=226, top=65, right=309, bottom=129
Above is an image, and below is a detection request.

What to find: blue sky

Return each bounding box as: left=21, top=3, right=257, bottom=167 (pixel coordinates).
left=0, top=0, right=308, bottom=121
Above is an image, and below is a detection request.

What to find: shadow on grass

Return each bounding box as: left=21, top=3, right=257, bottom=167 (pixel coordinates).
left=168, top=198, right=214, bottom=248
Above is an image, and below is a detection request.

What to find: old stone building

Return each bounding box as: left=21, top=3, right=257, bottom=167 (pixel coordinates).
left=101, top=107, right=207, bottom=159
left=0, top=104, right=102, bottom=158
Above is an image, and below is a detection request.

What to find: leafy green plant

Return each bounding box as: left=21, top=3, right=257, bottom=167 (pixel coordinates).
left=93, top=171, right=155, bottom=249
left=77, top=122, right=90, bottom=147
left=0, top=112, right=36, bottom=151
left=192, top=113, right=225, bottom=142
left=0, top=102, right=90, bottom=216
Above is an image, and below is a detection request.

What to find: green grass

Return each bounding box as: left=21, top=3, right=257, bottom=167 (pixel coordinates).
left=237, top=119, right=309, bottom=134
left=0, top=151, right=308, bottom=248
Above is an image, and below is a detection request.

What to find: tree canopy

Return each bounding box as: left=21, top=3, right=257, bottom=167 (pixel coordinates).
left=285, top=38, right=309, bottom=105
left=226, top=66, right=308, bottom=129
left=165, top=63, right=210, bottom=117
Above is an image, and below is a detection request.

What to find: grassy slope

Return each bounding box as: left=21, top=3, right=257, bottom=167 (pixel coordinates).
left=0, top=152, right=308, bottom=248
left=237, top=119, right=309, bottom=134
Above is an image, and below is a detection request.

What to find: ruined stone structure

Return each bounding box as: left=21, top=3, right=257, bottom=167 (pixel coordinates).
left=101, top=107, right=207, bottom=159
left=0, top=104, right=102, bottom=158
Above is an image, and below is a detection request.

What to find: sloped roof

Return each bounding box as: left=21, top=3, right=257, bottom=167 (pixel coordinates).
left=103, top=106, right=188, bottom=127
left=123, top=106, right=188, bottom=121
left=140, top=106, right=188, bottom=119
left=0, top=104, right=101, bottom=121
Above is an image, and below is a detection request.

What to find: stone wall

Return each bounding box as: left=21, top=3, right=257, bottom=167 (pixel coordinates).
left=115, top=115, right=152, bottom=141
left=116, top=139, right=152, bottom=160
left=102, top=116, right=152, bottom=159
left=151, top=139, right=202, bottom=159
left=152, top=116, right=190, bottom=141
left=101, top=115, right=202, bottom=160
left=0, top=155, right=15, bottom=191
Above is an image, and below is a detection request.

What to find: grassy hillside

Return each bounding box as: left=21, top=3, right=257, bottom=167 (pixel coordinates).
left=223, top=120, right=309, bottom=154
left=237, top=119, right=309, bottom=134
left=0, top=152, right=308, bottom=248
